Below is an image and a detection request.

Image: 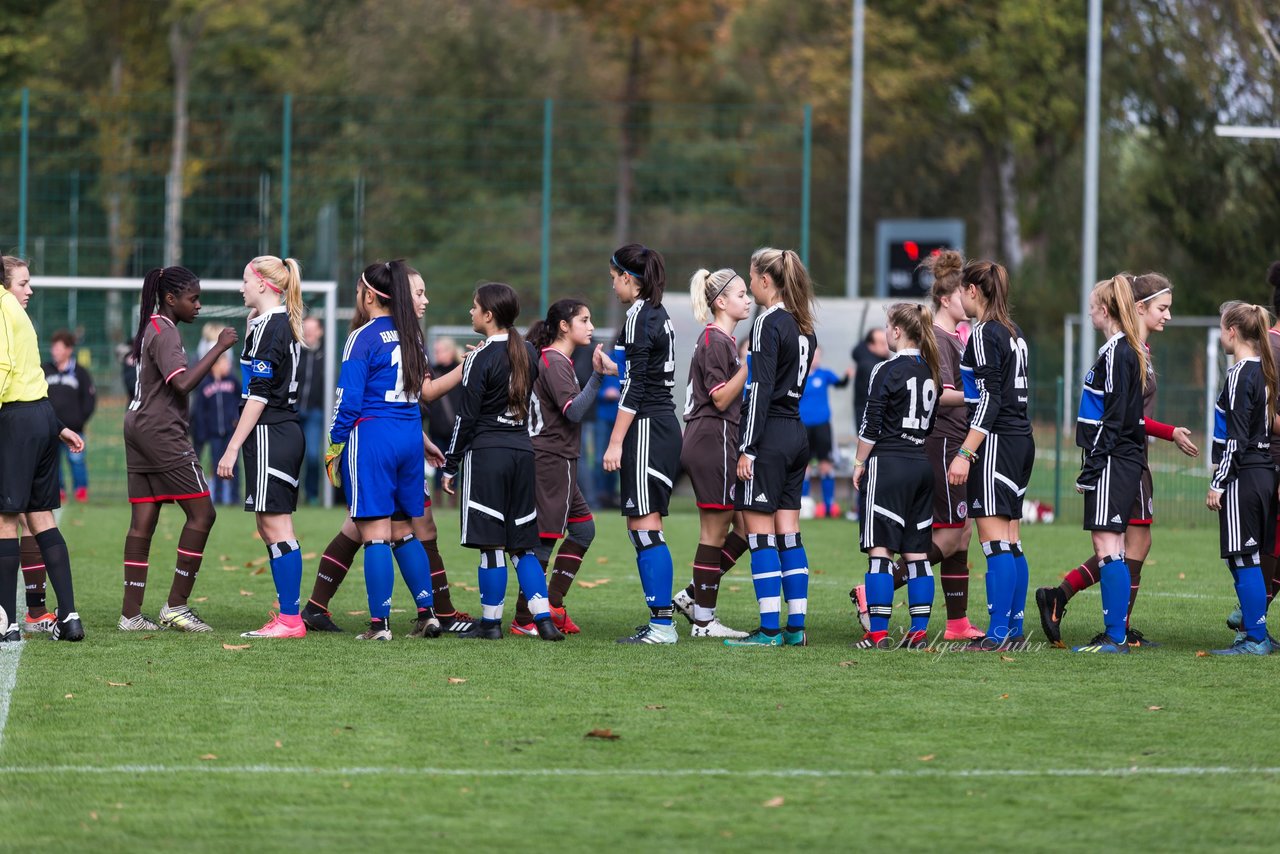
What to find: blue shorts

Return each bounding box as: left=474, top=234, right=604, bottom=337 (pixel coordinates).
left=343, top=417, right=424, bottom=520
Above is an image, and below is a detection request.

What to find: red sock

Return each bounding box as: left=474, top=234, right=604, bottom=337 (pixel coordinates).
left=1060, top=555, right=1100, bottom=599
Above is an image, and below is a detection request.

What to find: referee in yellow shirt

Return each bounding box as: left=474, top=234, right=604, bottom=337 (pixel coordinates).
left=0, top=255, right=85, bottom=641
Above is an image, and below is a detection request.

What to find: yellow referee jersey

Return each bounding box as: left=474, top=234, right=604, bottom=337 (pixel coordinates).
left=0, top=289, right=50, bottom=405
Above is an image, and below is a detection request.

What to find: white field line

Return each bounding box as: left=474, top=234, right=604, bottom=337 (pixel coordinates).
left=0, top=764, right=1278, bottom=780
left=0, top=641, right=23, bottom=754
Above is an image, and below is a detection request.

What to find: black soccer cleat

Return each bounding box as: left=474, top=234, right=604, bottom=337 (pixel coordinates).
left=437, top=611, right=476, bottom=634
left=1036, top=586, right=1067, bottom=648
left=1004, top=635, right=1028, bottom=651
left=0, top=626, right=21, bottom=643
left=301, top=601, right=344, bottom=633
left=1125, top=627, right=1160, bottom=648
left=961, top=636, right=1004, bottom=652
left=458, top=621, right=503, bottom=640
left=534, top=616, right=565, bottom=642
left=50, top=611, right=85, bottom=642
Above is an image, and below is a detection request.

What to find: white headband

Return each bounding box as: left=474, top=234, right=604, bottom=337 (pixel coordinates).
left=1138, top=287, right=1171, bottom=303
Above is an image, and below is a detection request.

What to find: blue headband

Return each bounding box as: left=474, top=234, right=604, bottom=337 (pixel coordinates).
left=611, top=253, right=644, bottom=279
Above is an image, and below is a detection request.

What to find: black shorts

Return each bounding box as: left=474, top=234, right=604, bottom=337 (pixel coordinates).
left=128, top=462, right=210, bottom=504
left=927, top=434, right=968, bottom=528
left=861, top=454, right=933, bottom=554
left=967, top=432, right=1035, bottom=520
left=805, top=423, right=833, bottom=463
left=1081, top=455, right=1143, bottom=533
left=1129, top=462, right=1154, bottom=525
left=0, top=400, right=61, bottom=513
left=621, top=414, right=682, bottom=517
left=534, top=454, right=592, bottom=538
left=1218, top=466, right=1278, bottom=559
left=737, top=417, right=808, bottom=514
left=243, top=420, right=304, bottom=514
left=681, top=417, right=738, bottom=511
left=460, top=446, right=539, bottom=551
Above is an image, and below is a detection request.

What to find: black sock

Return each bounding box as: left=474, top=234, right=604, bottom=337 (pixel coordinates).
left=36, top=528, right=75, bottom=614
left=0, top=538, right=18, bottom=627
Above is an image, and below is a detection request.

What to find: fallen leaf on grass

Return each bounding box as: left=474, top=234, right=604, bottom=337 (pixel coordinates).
left=728, top=585, right=742, bottom=593
left=245, top=556, right=269, bottom=567
left=1178, top=573, right=1186, bottom=580
left=251, top=567, right=267, bottom=576
left=64, top=693, right=74, bottom=699
left=644, top=704, right=666, bottom=710
left=919, top=754, right=935, bottom=761
left=219, top=554, right=231, bottom=561
left=1000, top=655, right=1016, bottom=662
left=390, top=608, right=407, bottom=614
left=447, top=677, right=468, bottom=685
left=998, top=694, right=1009, bottom=700
left=578, top=581, right=598, bottom=589
left=459, top=585, right=479, bottom=592
left=595, top=578, right=611, bottom=585
left=1147, top=706, right=1163, bottom=711
left=812, top=569, right=826, bottom=575
left=106, top=681, right=132, bottom=687
left=221, top=566, right=237, bottom=572
left=585, top=729, right=620, bottom=740
left=275, top=740, right=283, bottom=748
left=762, top=796, right=785, bottom=808
left=838, top=660, right=858, bottom=667
left=346, top=610, right=366, bottom=616
left=89, top=811, right=98, bottom=820
left=193, top=597, right=208, bottom=603
left=222, top=643, right=251, bottom=651
left=199, top=754, right=217, bottom=761
left=239, top=589, right=254, bottom=597
left=596, top=557, right=609, bottom=565
left=1195, top=651, right=1210, bottom=657
left=302, top=552, right=317, bottom=560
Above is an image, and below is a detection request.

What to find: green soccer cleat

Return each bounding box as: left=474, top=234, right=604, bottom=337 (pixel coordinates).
left=724, top=629, right=784, bottom=647
left=782, top=628, right=807, bottom=647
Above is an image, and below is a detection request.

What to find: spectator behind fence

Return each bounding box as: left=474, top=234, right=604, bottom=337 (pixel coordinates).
left=851, top=327, right=890, bottom=433
left=425, top=336, right=464, bottom=506
left=296, top=316, right=326, bottom=504
left=592, top=347, right=622, bottom=508
left=191, top=353, right=241, bottom=506
left=43, top=330, right=97, bottom=502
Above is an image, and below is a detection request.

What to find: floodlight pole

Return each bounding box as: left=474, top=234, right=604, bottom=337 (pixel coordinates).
left=846, top=0, right=865, bottom=297
left=1079, top=0, right=1102, bottom=394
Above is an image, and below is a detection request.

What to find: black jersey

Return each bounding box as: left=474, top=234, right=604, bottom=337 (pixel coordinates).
left=240, top=305, right=300, bottom=425
left=738, top=305, right=817, bottom=458
left=1076, top=332, right=1146, bottom=485
left=443, top=333, right=538, bottom=477
left=960, top=319, right=1032, bottom=437
left=858, top=349, right=936, bottom=457
left=1211, top=357, right=1273, bottom=492
left=616, top=299, right=676, bottom=416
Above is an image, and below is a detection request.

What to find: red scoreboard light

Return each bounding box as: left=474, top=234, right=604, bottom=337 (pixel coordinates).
left=875, top=220, right=965, bottom=298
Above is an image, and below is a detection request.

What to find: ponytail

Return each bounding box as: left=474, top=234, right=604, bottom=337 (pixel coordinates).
left=611, top=243, right=666, bottom=306
left=249, top=255, right=306, bottom=344
left=475, top=282, right=531, bottom=422
left=1220, top=301, right=1278, bottom=427
left=1095, top=275, right=1149, bottom=391
left=887, top=302, right=941, bottom=392
left=689, top=268, right=739, bottom=324
left=751, top=247, right=816, bottom=335
left=962, top=260, right=1016, bottom=337
left=365, top=260, right=427, bottom=398
left=527, top=298, right=588, bottom=350
left=132, top=265, right=199, bottom=359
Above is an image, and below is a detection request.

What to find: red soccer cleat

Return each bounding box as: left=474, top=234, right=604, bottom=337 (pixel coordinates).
left=550, top=605, right=580, bottom=634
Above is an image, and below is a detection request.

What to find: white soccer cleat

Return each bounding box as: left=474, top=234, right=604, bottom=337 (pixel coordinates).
left=616, top=622, right=678, bottom=644
left=159, top=604, right=213, bottom=633
left=690, top=618, right=749, bottom=639
left=0, top=605, right=8, bottom=635
left=118, top=613, right=162, bottom=632
left=672, top=589, right=696, bottom=623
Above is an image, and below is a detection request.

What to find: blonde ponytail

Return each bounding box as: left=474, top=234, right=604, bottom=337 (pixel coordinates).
left=1095, top=275, right=1148, bottom=391
left=283, top=257, right=305, bottom=345
left=689, top=267, right=739, bottom=324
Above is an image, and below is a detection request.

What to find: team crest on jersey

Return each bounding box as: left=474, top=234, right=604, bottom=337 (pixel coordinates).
left=250, top=360, right=273, bottom=377
left=957, top=501, right=968, bottom=519
left=1085, top=370, right=1094, bottom=384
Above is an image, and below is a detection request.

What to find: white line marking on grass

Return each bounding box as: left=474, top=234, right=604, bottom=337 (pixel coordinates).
left=2, top=764, right=1279, bottom=780
left=0, top=641, right=23, bottom=753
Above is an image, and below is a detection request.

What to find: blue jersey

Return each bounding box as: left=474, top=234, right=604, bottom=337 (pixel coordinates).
left=799, top=367, right=846, bottom=427
left=329, top=316, right=421, bottom=446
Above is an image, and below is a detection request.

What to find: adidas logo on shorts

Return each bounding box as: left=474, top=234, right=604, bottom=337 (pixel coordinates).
left=625, top=499, right=635, bottom=509
left=755, top=493, right=767, bottom=503
left=1111, top=515, right=1122, bottom=524
left=1246, top=537, right=1258, bottom=547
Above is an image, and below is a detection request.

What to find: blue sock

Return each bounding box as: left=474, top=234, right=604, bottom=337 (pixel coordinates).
left=267, top=539, right=303, bottom=616
left=865, top=556, right=895, bottom=633
left=749, top=534, right=782, bottom=632
left=515, top=550, right=551, bottom=619
left=363, top=540, right=394, bottom=621
left=391, top=535, right=433, bottom=611
left=631, top=531, right=674, bottom=625
left=905, top=559, right=934, bottom=634
left=821, top=475, right=835, bottom=509
left=1009, top=540, right=1029, bottom=637
left=982, top=541, right=1014, bottom=642
left=779, top=533, right=809, bottom=630
left=1235, top=563, right=1269, bottom=642
left=478, top=549, right=507, bottom=624
left=801, top=478, right=811, bottom=498
left=1098, top=554, right=1131, bottom=644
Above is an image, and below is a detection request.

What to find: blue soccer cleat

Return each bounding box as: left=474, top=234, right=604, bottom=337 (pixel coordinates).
left=1071, top=632, right=1129, bottom=654
left=1210, top=637, right=1273, bottom=656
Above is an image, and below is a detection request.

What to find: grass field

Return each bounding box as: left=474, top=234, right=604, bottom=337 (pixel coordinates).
left=2, top=503, right=1278, bottom=852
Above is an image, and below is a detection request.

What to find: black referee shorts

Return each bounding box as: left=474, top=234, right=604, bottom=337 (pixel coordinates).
left=0, top=400, right=61, bottom=514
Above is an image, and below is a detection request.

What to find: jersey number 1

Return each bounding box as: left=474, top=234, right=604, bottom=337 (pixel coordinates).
left=384, top=345, right=412, bottom=403
left=902, top=377, right=937, bottom=429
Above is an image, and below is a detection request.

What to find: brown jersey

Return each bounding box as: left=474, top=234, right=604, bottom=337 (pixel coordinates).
left=529, top=347, right=583, bottom=460
left=684, top=325, right=741, bottom=426
left=1270, top=329, right=1280, bottom=469
left=124, top=315, right=198, bottom=473
left=932, top=324, right=967, bottom=443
